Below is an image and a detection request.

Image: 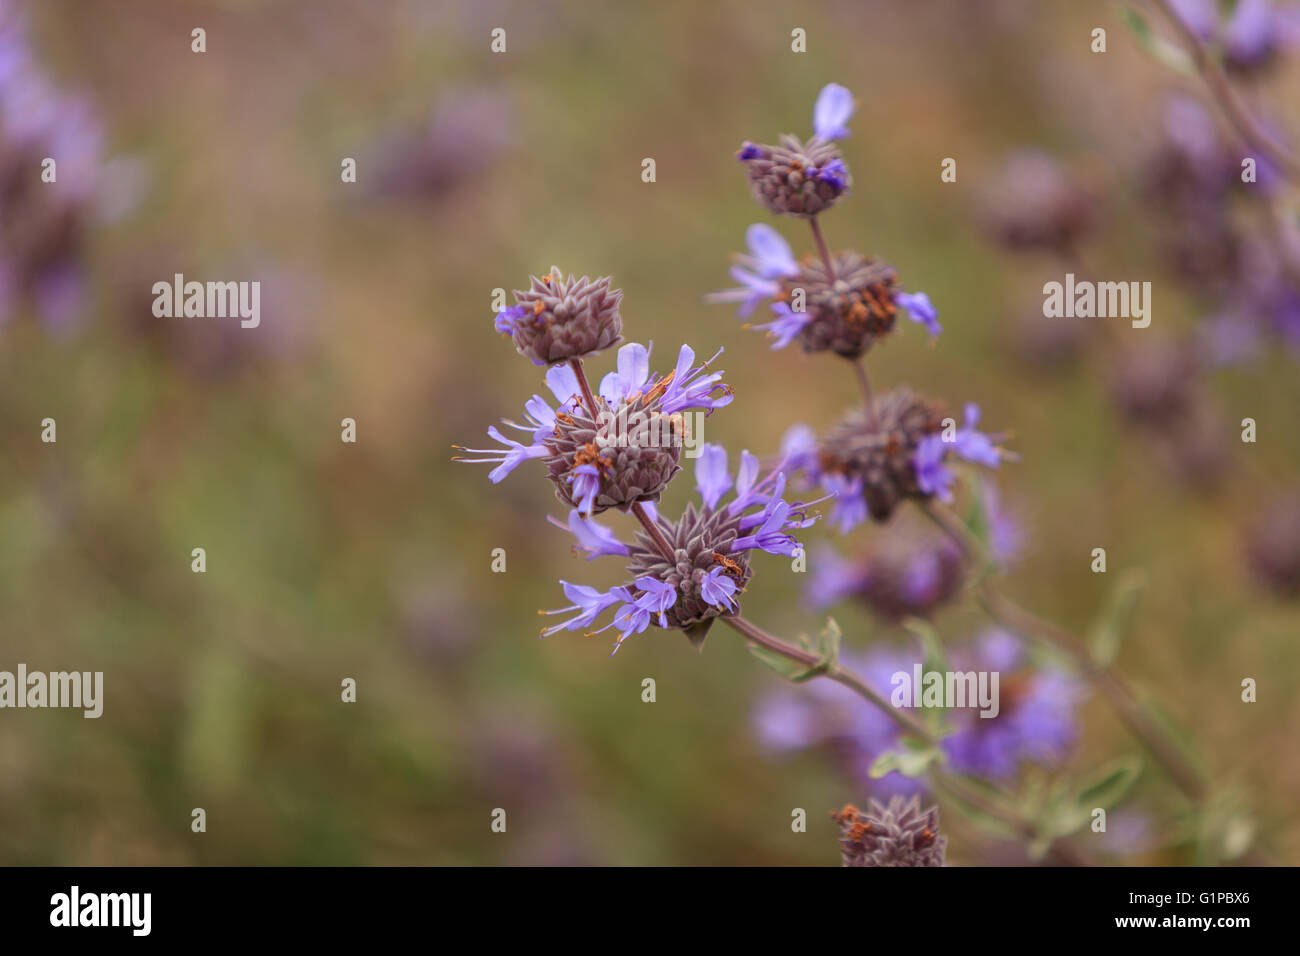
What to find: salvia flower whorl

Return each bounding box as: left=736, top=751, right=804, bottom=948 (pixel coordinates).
left=706, top=224, right=941, bottom=352
left=495, top=266, right=623, bottom=366
left=806, top=530, right=965, bottom=621
left=540, top=444, right=819, bottom=655
left=831, top=797, right=946, bottom=867
left=781, top=393, right=1008, bottom=529
left=736, top=84, right=855, bottom=219
left=454, top=343, right=733, bottom=516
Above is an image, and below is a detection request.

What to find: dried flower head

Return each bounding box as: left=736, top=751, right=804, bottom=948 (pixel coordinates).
left=831, top=796, right=946, bottom=867
left=495, top=266, right=623, bottom=366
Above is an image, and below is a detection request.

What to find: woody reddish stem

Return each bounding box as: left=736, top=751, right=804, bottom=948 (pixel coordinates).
left=632, top=501, right=676, bottom=562
left=567, top=356, right=677, bottom=563
left=568, top=358, right=601, bottom=419
left=809, top=216, right=836, bottom=279
left=851, top=355, right=877, bottom=425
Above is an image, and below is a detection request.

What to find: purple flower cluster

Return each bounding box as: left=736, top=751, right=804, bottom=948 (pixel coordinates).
left=779, top=397, right=1009, bottom=532
left=753, top=631, right=1083, bottom=787
left=459, top=266, right=818, bottom=656
left=541, top=445, right=818, bottom=655
left=708, top=222, right=942, bottom=353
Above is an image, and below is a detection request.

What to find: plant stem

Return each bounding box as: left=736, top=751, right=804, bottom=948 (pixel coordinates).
left=919, top=498, right=1209, bottom=803
left=1153, top=0, right=1300, bottom=183
left=631, top=501, right=676, bottom=561
left=851, top=356, right=876, bottom=424
left=568, top=357, right=601, bottom=418
left=720, top=613, right=1092, bottom=866
left=809, top=216, right=836, bottom=279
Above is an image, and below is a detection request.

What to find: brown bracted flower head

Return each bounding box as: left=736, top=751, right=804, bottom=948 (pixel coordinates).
left=777, top=252, right=899, bottom=358
left=737, top=135, right=850, bottom=219
left=831, top=797, right=946, bottom=867
left=819, top=388, right=947, bottom=521
left=543, top=388, right=684, bottom=517
left=497, top=266, right=623, bottom=366
left=624, top=500, right=754, bottom=638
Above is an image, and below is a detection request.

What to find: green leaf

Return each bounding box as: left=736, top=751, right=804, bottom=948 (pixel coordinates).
left=746, top=643, right=811, bottom=681
left=869, top=736, right=943, bottom=779
left=1117, top=4, right=1197, bottom=75
left=788, top=617, right=842, bottom=683
left=1086, top=569, right=1147, bottom=667
left=1075, top=755, right=1143, bottom=811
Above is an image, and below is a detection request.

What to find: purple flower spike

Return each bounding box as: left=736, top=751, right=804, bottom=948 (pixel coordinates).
left=813, top=83, right=855, bottom=140
left=896, top=291, right=942, bottom=340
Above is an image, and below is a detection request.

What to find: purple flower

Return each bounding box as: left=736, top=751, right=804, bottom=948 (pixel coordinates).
left=456, top=341, right=731, bottom=491
left=951, top=403, right=1004, bottom=468
left=942, top=633, right=1083, bottom=780
left=540, top=582, right=629, bottom=637
left=494, top=303, right=531, bottom=334
left=752, top=301, right=813, bottom=350
left=813, top=83, right=855, bottom=140
left=822, top=471, right=868, bottom=533
left=913, top=435, right=955, bottom=501
left=737, top=141, right=762, bottom=161
left=779, top=423, right=821, bottom=478
left=545, top=442, right=818, bottom=654
left=454, top=425, right=549, bottom=483
left=659, top=344, right=734, bottom=414
left=706, top=224, right=800, bottom=318
left=548, top=510, right=630, bottom=559
left=568, top=463, right=600, bottom=515
left=812, top=158, right=848, bottom=189
left=700, top=566, right=739, bottom=612
left=896, top=291, right=942, bottom=339
left=597, top=341, right=652, bottom=404
left=695, top=443, right=731, bottom=509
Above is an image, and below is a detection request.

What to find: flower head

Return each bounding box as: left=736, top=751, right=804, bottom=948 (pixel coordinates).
left=495, top=266, right=623, bottom=366
left=542, top=443, right=819, bottom=655
left=735, top=85, right=855, bottom=218
left=456, top=342, right=732, bottom=516
left=831, top=797, right=946, bottom=867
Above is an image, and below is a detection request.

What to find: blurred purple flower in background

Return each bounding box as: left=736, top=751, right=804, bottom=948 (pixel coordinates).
left=753, top=630, right=1083, bottom=791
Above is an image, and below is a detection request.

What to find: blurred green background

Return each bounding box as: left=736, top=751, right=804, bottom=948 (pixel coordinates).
left=1, top=0, right=1297, bottom=865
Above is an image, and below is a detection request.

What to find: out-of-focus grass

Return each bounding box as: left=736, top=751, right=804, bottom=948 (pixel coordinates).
left=0, top=0, right=1297, bottom=865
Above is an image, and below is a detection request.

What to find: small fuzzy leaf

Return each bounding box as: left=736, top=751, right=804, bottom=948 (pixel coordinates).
left=1086, top=569, right=1147, bottom=667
